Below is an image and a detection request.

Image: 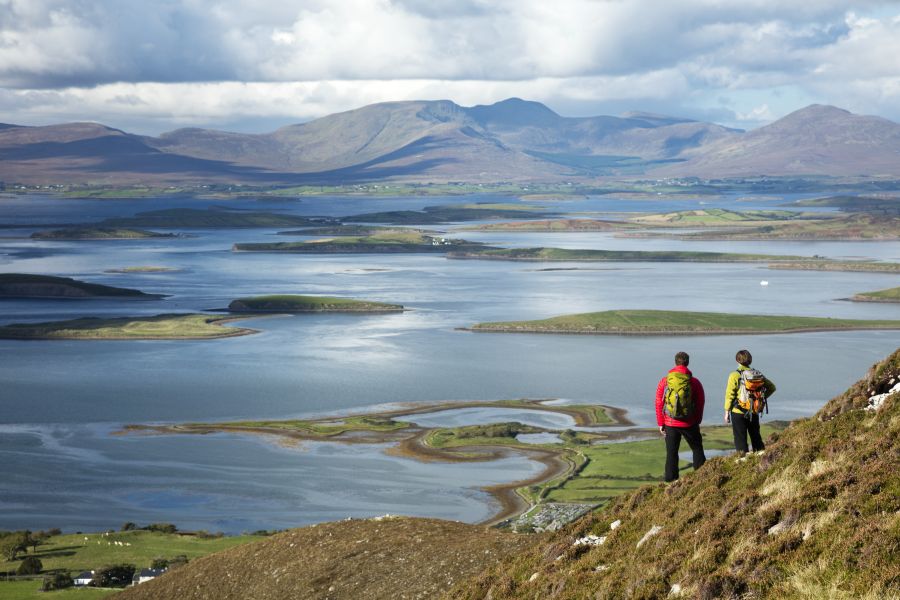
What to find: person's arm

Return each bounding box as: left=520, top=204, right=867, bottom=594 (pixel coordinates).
left=655, top=376, right=666, bottom=434
left=724, top=371, right=738, bottom=422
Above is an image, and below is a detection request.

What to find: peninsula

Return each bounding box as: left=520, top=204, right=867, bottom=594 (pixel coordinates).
left=849, top=286, right=900, bottom=303
left=0, top=273, right=164, bottom=299
left=461, top=219, right=629, bottom=232
left=464, top=309, right=900, bottom=335
left=767, top=260, right=900, bottom=273
left=99, top=208, right=338, bottom=229
left=228, top=295, right=404, bottom=313
left=0, top=313, right=259, bottom=340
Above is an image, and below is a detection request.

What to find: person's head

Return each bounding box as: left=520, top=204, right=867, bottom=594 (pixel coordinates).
left=736, top=349, right=752, bottom=366
left=674, top=351, right=689, bottom=366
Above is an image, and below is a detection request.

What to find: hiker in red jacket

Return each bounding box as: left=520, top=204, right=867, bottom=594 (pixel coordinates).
left=655, top=351, right=706, bottom=482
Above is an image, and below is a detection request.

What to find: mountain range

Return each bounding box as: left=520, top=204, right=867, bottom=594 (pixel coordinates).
left=2, top=99, right=899, bottom=185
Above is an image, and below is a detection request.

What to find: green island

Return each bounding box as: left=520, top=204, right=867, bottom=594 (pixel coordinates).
left=104, top=266, right=180, bottom=274
left=276, top=225, right=429, bottom=236
left=791, top=194, right=900, bottom=214
left=0, top=528, right=265, bottom=600
left=627, top=207, right=815, bottom=227
left=339, top=203, right=552, bottom=225
left=849, top=286, right=900, bottom=303
left=30, top=227, right=179, bottom=240
left=464, top=309, right=900, bottom=335
left=0, top=314, right=260, bottom=340
left=461, top=219, right=630, bottom=232
left=228, top=295, right=404, bottom=313
left=626, top=213, right=900, bottom=240
left=767, top=260, right=900, bottom=273
left=98, top=208, right=337, bottom=229
left=234, top=231, right=484, bottom=254
left=0, top=274, right=164, bottom=299
left=446, top=247, right=809, bottom=262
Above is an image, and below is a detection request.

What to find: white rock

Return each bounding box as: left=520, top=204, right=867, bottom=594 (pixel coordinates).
left=573, top=534, right=606, bottom=547
left=594, top=564, right=609, bottom=572
left=670, top=583, right=683, bottom=596
left=636, top=525, right=662, bottom=548
left=609, top=519, right=621, bottom=530
left=528, top=572, right=539, bottom=582
left=866, top=382, right=900, bottom=411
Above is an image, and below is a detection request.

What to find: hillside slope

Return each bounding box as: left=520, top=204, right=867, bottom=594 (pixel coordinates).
left=655, top=104, right=900, bottom=177
left=116, top=518, right=537, bottom=600
left=449, top=348, right=900, bottom=599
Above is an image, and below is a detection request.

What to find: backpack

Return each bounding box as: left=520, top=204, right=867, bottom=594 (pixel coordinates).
left=735, top=368, right=768, bottom=415
left=663, top=371, right=694, bottom=419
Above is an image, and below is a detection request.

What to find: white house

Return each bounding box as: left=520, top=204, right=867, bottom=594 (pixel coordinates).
left=133, top=567, right=167, bottom=585
left=74, top=571, right=94, bottom=586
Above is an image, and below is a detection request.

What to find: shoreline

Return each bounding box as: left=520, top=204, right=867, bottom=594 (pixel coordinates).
left=121, top=399, right=633, bottom=525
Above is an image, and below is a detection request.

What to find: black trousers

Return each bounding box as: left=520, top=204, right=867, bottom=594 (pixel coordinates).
left=664, top=424, right=706, bottom=482
left=731, top=411, right=765, bottom=453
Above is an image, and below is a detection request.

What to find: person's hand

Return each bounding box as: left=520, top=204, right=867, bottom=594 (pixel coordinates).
left=658, top=425, right=665, bottom=436
left=724, top=411, right=731, bottom=424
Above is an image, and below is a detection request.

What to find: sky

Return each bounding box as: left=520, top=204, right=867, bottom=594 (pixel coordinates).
left=1, top=0, right=899, bottom=135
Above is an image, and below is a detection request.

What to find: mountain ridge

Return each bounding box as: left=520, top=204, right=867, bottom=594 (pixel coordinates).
left=2, top=100, right=899, bottom=184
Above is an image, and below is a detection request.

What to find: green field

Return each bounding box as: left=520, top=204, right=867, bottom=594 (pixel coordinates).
left=628, top=207, right=810, bottom=227
left=851, top=286, right=900, bottom=302
left=447, top=247, right=808, bottom=262
left=0, top=314, right=258, bottom=340
left=207, top=415, right=411, bottom=436
left=461, top=219, right=628, bottom=232
left=228, top=295, right=403, bottom=313
left=339, top=204, right=552, bottom=225
left=0, top=274, right=161, bottom=299
left=540, top=424, right=785, bottom=504
left=468, top=309, right=900, bottom=335
left=666, top=213, right=900, bottom=240
left=0, top=530, right=265, bottom=599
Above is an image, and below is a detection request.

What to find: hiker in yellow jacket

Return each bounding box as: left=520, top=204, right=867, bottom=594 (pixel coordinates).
left=725, top=349, right=776, bottom=453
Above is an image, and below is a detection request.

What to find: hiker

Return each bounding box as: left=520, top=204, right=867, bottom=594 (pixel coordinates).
left=725, top=349, right=776, bottom=453
left=655, top=351, right=706, bottom=482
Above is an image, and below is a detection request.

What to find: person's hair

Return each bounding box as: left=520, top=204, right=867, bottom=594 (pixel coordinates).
left=736, top=349, right=752, bottom=366
left=674, top=351, right=689, bottom=366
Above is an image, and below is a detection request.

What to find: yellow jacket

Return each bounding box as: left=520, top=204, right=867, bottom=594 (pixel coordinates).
left=725, top=365, right=776, bottom=413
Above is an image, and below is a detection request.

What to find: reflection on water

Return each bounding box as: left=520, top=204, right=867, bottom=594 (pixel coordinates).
left=1, top=193, right=898, bottom=531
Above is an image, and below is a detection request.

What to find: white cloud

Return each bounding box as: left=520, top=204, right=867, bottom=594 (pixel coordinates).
left=0, top=0, right=897, bottom=131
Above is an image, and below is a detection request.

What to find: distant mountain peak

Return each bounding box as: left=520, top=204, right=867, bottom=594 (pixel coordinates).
left=467, top=98, right=561, bottom=127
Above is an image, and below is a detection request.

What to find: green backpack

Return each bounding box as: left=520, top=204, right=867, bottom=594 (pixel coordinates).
left=663, top=371, right=694, bottom=419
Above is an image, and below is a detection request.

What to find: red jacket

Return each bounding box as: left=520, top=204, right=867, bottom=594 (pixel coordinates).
left=655, top=365, right=705, bottom=427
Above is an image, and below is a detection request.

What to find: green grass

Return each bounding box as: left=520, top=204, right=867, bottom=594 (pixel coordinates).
left=207, top=415, right=410, bottom=436
left=0, top=314, right=258, bottom=340
left=852, top=286, right=900, bottom=302
left=1, top=531, right=264, bottom=574
left=0, top=580, right=118, bottom=600
left=469, top=310, right=900, bottom=335
left=461, top=219, right=628, bottom=232
left=448, top=247, right=809, bottom=262
left=0, top=274, right=158, bottom=298
left=228, top=295, right=403, bottom=312
left=629, top=208, right=808, bottom=226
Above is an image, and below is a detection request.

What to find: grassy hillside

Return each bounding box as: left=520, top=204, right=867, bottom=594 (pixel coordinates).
left=468, top=310, right=900, bottom=335
left=628, top=208, right=811, bottom=227
left=228, top=295, right=403, bottom=312
left=115, top=518, right=536, bottom=600
left=448, top=348, right=900, bottom=599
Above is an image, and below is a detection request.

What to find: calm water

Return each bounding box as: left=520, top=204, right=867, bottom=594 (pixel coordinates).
left=1, top=192, right=898, bottom=532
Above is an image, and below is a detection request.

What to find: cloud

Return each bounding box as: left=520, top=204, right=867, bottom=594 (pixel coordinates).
left=0, top=1, right=897, bottom=132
